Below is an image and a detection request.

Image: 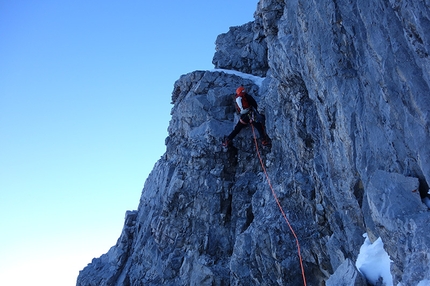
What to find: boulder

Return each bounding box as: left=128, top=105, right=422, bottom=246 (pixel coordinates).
left=326, top=258, right=366, bottom=286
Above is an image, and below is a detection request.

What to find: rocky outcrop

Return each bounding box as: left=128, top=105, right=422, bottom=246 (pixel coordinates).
left=326, top=258, right=366, bottom=286
left=78, top=0, right=430, bottom=285
left=213, top=22, right=269, bottom=77
left=364, top=171, right=429, bottom=284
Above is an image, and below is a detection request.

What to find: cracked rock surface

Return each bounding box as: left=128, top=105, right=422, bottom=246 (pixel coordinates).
left=78, top=1, right=430, bottom=285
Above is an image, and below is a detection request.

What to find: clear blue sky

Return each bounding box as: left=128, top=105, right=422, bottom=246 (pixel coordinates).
left=0, top=1, right=256, bottom=285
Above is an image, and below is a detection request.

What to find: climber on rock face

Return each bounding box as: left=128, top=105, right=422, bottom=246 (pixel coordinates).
left=222, top=86, right=271, bottom=147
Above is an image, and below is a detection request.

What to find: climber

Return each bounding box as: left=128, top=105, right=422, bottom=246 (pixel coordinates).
left=222, top=86, right=272, bottom=147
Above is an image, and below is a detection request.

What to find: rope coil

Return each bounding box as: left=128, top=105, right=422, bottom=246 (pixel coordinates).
left=251, top=124, right=307, bottom=286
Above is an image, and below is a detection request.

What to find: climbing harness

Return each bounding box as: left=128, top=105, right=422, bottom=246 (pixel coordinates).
left=251, top=124, right=307, bottom=286
left=239, top=110, right=255, bottom=125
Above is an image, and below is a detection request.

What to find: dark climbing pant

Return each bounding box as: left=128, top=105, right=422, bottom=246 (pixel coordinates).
left=227, top=114, right=268, bottom=141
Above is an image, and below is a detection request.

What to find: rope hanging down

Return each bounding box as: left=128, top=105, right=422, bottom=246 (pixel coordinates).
left=251, top=124, right=307, bottom=286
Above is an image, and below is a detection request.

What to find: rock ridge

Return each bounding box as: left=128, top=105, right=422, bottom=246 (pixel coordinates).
left=78, top=1, right=430, bottom=285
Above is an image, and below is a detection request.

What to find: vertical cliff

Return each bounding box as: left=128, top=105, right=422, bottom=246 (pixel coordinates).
left=78, top=1, right=430, bottom=285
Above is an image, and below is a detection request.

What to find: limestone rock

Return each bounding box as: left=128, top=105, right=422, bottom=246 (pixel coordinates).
left=213, top=22, right=269, bottom=77
left=364, top=170, right=430, bottom=285
left=77, top=211, right=138, bottom=286
left=78, top=0, right=430, bottom=285
left=326, top=258, right=366, bottom=286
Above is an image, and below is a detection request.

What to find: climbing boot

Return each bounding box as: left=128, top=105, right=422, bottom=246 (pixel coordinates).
left=222, top=137, right=232, bottom=147
left=261, top=138, right=272, bottom=147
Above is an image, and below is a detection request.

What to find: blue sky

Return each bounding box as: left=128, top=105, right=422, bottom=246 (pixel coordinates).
left=0, top=1, right=256, bottom=285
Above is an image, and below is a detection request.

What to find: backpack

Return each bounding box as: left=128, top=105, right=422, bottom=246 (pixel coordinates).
left=232, top=92, right=258, bottom=113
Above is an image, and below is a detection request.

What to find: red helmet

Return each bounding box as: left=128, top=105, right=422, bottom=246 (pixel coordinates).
left=236, top=86, right=245, bottom=95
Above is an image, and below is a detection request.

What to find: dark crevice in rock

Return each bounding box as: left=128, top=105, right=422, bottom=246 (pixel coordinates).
left=353, top=179, right=365, bottom=208
left=241, top=204, right=254, bottom=233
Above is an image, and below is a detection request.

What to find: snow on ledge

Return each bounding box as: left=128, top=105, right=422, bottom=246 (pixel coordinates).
left=356, top=233, right=393, bottom=285
left=211, top=69, right=265, bottom=87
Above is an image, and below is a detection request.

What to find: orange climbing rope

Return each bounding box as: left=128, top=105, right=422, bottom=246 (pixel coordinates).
left=251, top=124, right=307, bottom=286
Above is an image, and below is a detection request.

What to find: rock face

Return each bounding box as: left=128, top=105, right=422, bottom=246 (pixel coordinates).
left=77, top=1, right=430, bottom=285
left=213, top=21, right=269, bottom=77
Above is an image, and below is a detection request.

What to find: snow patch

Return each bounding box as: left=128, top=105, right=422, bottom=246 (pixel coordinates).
left=211, top=69, right=265, bottom=87
left=356, top=233, right=393, bottom=286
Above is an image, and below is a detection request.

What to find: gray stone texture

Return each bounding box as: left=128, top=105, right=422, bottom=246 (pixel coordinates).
left=326, top=258, right=366, bottom=286
left=213, top=21, right=269, bottom=77
left=77, top=0, right=430, bottom=285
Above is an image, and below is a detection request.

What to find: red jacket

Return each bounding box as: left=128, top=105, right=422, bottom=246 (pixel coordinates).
left=235, top=92, right=258, bottom=114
